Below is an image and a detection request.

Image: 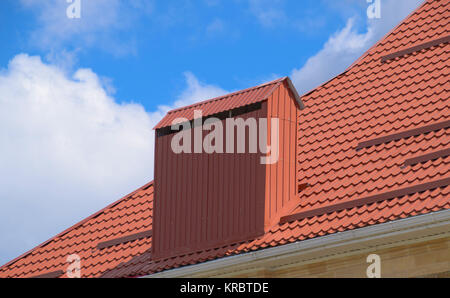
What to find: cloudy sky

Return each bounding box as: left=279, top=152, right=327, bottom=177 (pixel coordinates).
left=0, top=0, right=423, bottom=265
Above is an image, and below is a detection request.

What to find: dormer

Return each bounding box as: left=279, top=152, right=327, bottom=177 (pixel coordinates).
left=152, top=77, right=304, bottom=260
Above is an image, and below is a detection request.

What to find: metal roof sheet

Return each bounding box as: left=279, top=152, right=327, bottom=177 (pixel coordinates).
left=154, top=77, right=303, bottom=129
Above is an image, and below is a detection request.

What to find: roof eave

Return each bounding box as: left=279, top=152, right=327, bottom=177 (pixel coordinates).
left=143, top=209, right=450, bottom=278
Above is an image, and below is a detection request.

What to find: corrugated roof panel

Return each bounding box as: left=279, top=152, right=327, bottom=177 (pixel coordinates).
left=154, top=78, right=287, bottom=129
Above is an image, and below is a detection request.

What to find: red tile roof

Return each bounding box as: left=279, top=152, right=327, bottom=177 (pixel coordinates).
left=0, top=182, right=154, bottom=278
left=1, top=0, right=449, bottom=278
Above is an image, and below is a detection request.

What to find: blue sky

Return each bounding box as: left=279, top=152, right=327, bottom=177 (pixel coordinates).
left=0, top=0, right=423, bottom=266
left=1, top=0, right=371, bottom=110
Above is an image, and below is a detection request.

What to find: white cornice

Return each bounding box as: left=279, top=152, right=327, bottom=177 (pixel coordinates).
left=144, top=209, right=450, bottom=278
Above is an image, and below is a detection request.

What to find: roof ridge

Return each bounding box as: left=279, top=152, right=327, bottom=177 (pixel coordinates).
left=166, top=77, right=287, bottom=114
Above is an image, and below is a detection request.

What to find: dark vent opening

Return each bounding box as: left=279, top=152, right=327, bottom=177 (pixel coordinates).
left=157, top=102, right=263, bottom=137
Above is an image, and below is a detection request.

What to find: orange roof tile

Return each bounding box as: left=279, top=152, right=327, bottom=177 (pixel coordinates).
left=1, top=0, right=449, bottom=278
left=0, top=182, right=154, bottom=278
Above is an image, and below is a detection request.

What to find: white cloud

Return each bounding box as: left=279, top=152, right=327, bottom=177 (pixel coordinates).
left=204, top=0, right=221, bottom=7
left=291, top=18, right=373, bottom=95
left=0, top=54, right=226, bottom=265
left=20, top=0, right=153, bottom=55
left=291, top=0, right=423, bottom=95
left=146, top=72, right=228, bottom=131
left=175, top=72, right=228, bottom=107
left=248, top=0, right=286, bottom=27
left=206, top=19, right=226, bottom=36
left=44, top=48, right=81, bottom=72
